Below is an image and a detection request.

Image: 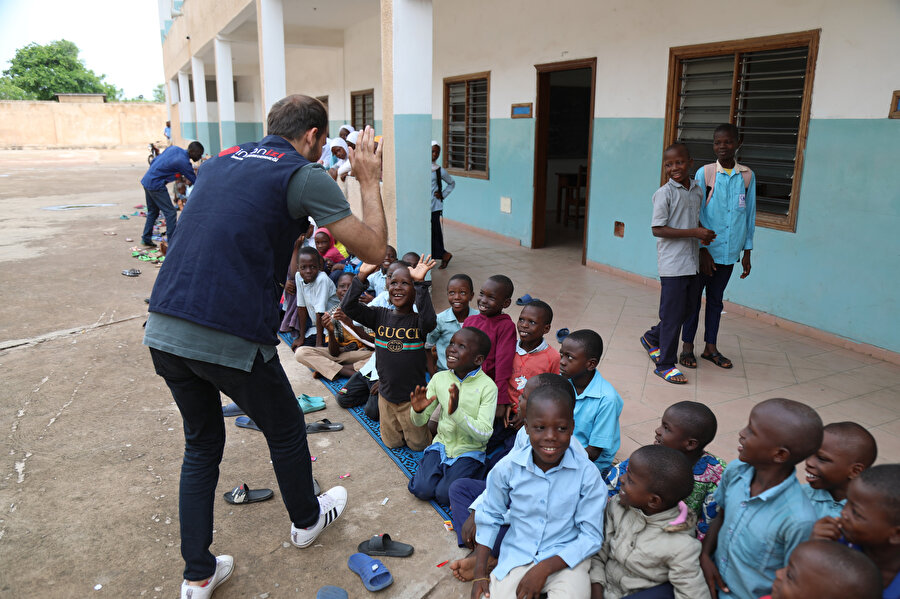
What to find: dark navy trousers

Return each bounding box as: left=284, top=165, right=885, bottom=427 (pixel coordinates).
left=682, top=263, right=734, bottom=346
left=447, top=477, right=508, bottom=557
left=408, top=448, right=484, bottom=506
left=644, top=274, right=701, bottom=371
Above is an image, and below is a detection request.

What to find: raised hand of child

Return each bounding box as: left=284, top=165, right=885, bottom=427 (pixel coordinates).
left=700, top=552, right=727, bottom=598
left=320, top=311, right=334, bottom=332
left=409, top=254, right=437, bottom=281
left=447, top=383, right=459, bottom=415
left=358, top=262, right=380, bottom=280
left=696, top=227, right=717, bottom=246
left=409, top=385, right=435, bottom=413
left=810, top=516, right=842, bottom=541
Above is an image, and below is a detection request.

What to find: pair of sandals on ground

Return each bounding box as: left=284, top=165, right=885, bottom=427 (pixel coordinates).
left=641, top=336, right=732, bottom=384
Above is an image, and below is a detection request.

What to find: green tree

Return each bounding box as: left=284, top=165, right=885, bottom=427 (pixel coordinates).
left=2, top=39, right=123, bottom=101
left=0, top=77, right=34, bottom=100
left=152, top=83, right=166, bottom=103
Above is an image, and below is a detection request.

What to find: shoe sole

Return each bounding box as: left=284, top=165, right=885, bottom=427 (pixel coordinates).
left=291, top=495, right=348, bottom=548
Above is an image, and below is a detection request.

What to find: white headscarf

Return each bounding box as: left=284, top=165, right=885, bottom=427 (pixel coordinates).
left=340, top=124, right=355, bottom=136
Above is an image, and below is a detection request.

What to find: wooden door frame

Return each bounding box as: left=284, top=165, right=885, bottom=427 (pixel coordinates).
left=531, top=57, right=596, bottom=265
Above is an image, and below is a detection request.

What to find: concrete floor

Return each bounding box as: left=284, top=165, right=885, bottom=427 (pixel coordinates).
left=0, top=149, right=897, bottom=598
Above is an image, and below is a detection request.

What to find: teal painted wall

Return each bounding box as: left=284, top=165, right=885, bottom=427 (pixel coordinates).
left=195, top=122, right=220, bottom=155
left=431, top=118, right=535, bottom=245
left=394, top=114, right=432, bottom=255
left=180, top=122, right=197, bottom=141
left=219, top=121, right=237, bottom=150
left=235, top=122, right=263, bottom=144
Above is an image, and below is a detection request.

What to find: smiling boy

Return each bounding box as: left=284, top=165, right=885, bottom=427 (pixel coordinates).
left=507, top=300, right=560, bottom=420
left=408, top=327, right=497, bottom=505
left=803, top=421, right=877, bottom=519
left=426, top=274, right=478, bottom=374
left=291, top=247, right=340, bottom=349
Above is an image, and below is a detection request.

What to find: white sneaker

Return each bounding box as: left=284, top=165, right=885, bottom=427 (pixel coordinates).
left=290, top=486, right=348, bottom=548
left=180, top=555, right=234, bottom=599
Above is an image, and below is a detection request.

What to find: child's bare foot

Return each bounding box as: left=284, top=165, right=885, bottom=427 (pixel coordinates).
left=449, top=554, right=496, bottom=582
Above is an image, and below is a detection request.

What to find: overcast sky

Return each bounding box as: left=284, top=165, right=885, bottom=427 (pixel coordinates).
left=0, top=0, right=164, bottom=99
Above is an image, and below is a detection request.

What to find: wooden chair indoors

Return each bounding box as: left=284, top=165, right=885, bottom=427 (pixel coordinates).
left=563, top=164, right=588, bottom=227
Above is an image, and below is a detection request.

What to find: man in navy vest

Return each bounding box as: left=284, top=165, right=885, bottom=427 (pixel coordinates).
left=139, top=141, right=203, bottom=248
left=143, top=95, right=387, bottom=598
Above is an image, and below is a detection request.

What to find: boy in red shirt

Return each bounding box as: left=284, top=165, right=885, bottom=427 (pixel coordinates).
left=507, top=300, right=559, bottom=425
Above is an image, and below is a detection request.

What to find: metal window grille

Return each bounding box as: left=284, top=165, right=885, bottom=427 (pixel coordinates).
left=351, top=91, right=374, bottom=131
left=675, top=47, right=810, bottom=216
left=446, top=77, right=488, bottom=174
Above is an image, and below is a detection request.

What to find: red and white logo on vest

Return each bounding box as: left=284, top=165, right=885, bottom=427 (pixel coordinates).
left=219, top=146, right=285, bottom=163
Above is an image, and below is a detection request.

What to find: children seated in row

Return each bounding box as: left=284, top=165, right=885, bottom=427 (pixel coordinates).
left=290, top=247, right=339, bottom=349
left=560, top=329, right=623, bottom=475
left=766, top=539, right=883, bottom=599
left=341, top=255, right=436, bottom=451
left=701, top=398, right=823, bottom=599
left=803, top=421, right=878, bottom=518
left=508, top=300, right=559, bottom=417
left=605, top=401, right=725, bottom=539
left=294, top=272, right=373, bottom=380
left=810, top=464, right=900, bottom=598
left=590, top=445, right=710, bottom=599
left=407, top=327, right=497, bottom=505
left=426, top=274, right=478, bottom=373
left=471, top=383, right=606, bottom=599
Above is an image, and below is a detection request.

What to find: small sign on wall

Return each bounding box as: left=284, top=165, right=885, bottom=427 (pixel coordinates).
left=890, top=91, right=900, bottom=119
left=511, top=103, right=533, bottom=119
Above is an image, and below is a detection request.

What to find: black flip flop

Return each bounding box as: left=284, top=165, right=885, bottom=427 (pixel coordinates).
left=307, top=418, right=343, bottom=434
left=224, top=483, right=273, bottom=504
left=357, top=533, right=414, bottom=557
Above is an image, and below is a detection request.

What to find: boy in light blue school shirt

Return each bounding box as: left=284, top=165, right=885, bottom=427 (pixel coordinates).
left=426, top=274, right=477, bottom=372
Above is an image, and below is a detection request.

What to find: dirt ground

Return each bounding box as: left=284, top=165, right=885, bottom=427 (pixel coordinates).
left=0, top=149, right=470, bottom=598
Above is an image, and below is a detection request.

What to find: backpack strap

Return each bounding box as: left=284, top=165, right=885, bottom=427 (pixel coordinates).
left=705, top=164, right=752, bottom=204
left=739, top=168, right=752, bottom=190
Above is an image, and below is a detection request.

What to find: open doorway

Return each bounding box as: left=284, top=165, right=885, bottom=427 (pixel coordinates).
left=531, top=59, right=595, bottom=263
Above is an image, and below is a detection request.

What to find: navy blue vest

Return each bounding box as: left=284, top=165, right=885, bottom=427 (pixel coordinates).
left=149, top=135, right=310, bottom=344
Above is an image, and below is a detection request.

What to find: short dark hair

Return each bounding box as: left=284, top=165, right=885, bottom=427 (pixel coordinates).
left=487, top=275, right=514, bottom=301
left=267, top=95, right=328, bottom=140
left=524, top=299, right=553, bottom=325
left=529, top=373, right=576, bottom=403
left=448, top=273, right=474, bottom=294
left=526, top=383, right=575, bottom=420
left=631, top=445, right=695, bottom=507
left=796, top=540, right=883, bottom=599
left=565, top=329, right=603, bottom=360
left=402, top=252, right=420, bottom=265
left=666, top=401, right=717, bottom=448
left=385, top=244, right=397, bottom=257
left=758, top=398, right=823, bottom=465
left=458, top=326, right=491, bottom=358
left=858, top=465, right=900, bottom=525
left=713, top=123, right=740, bottom=140
left=664, top=141, right=691, bottom=158
left=824, top=422, right=878, bottom=467
left=187, top=141, right=204, bottom=155
left=298, top=246, right=322, bottom=267
left=392, top=259, right=412, bottom=269
left=336, top=271, right=354, bottom=285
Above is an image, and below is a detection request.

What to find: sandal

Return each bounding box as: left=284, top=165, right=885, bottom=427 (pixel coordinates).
left=654, top=367, right=688, bottom=385
left=121, top=269, right=141, bottom=277
left=701, top=351, right=733, bottom=369
left=223, top=483, right=274, bottom=505
left=679, top=351, right=697, bottom=369
left=357, top=533, right=414, bottom=557
left=307, top=418, right=343, bottom=434
left=348, top=553, right=393, bottom=592
left=297, top=394, right=326, bottom=414
left=640, top=336, right=661, bottom=364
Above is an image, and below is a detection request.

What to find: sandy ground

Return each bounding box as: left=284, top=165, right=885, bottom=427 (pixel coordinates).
left=0, top=149, right=469, bottom=598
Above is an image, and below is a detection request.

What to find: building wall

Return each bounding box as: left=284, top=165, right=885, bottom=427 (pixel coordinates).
left=0, top=101, right=168, bottom=148
left=344, top=15, right=382, bottom=133
left=431, top=0, right=900, bottom=352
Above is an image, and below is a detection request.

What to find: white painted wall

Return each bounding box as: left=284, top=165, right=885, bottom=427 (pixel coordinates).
left=235, top=75, right=261, bottom=122
left=285, top=45, right=346, bottom=120
left=343, top=14, right=382, bottom=123
left=432, top=0, right=900, bottom=119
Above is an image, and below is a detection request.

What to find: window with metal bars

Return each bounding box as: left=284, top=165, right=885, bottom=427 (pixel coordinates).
left=351, top=89, right=374, bottom=131
left=443, top=72, right=490, bottom=178
left=665, top=31, right=819, bottom=232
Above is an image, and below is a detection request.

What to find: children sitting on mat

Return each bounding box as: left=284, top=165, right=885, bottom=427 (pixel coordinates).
left=802, top=421, right=878, bottom=519
left=342, top=255, right=436, bottom=451
left=294, top=272, right=374, bottom=381
left=471, top=383, right=606, bottom=599
left=407, top=327, right=497, bottom=505
left=590, top=445, right=711, bottom=599
left=291, top=247, right=339, bottom=349
left=604, top=401, right=725, bottom=539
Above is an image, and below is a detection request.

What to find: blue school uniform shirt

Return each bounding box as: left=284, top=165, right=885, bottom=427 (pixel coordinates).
left=802, top=484, right=845, bottom=519
left=474, top=442, right=606, bottom=581
left=571, top=371, right=623, bottom=473
left=425, top=306, right=478, bottom=371
left=713, top=460, right=817, bottom=599
left=141, top=145, right=196, bottom=190
left=694, top=162, right=756, bottom=265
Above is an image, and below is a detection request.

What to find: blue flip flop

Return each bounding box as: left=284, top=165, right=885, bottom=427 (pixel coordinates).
left=222, top=403, right=245, bottom=417
left=516, top=293, right=536, bottom=306
left=556, top=328, right=570, bottom=343
left=316, top=586, right=348, bottom=599
left=297, top=394, right=326, bottom=414
left=235, top=416, right=261, bottom=432
left=348, top=553, right=393, bottom=592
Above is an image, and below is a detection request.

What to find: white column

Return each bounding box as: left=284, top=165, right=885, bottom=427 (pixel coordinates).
left=190, top=55, right=208, bottom=124
left=256, top=0, right=286, bottom=123
left=215, top=37, right=237, bottom=148
left=177, top=70, right=193, bottom=140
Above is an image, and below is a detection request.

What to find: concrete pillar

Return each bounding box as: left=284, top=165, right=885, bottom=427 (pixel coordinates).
left=380, top=0, right=432, bottom=253
left=215, top=37, right=237, bottom=149
left=256, top=0, right=286, bottom=127
left=177, top=70, right=196, bottom=141
left=191, top=55, right=218, bottom=153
